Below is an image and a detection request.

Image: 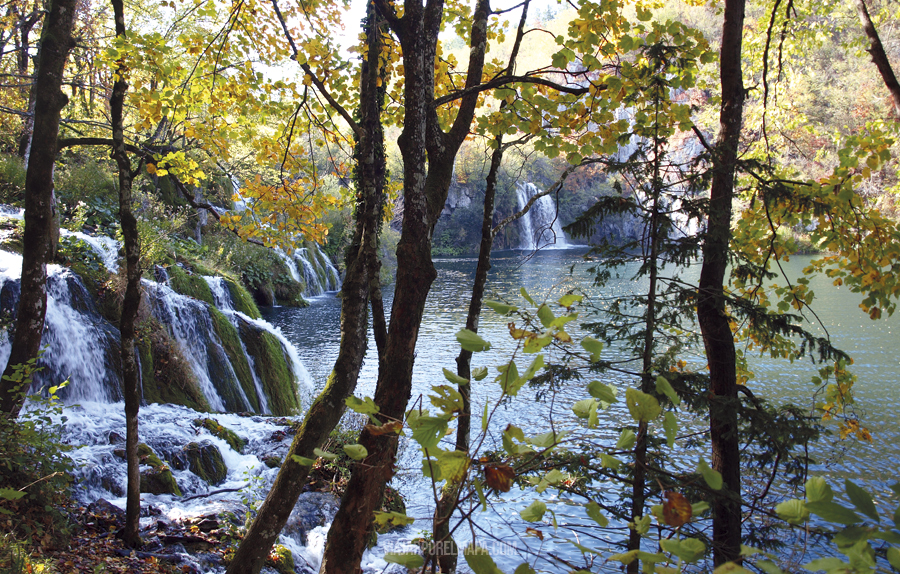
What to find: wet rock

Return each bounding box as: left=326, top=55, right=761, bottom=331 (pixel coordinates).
left=107, top=431, right=125, bottom=444
left=265, top=544, right=295, bottom=574
left=86, top=498, right=125, bottom=529
left=193, top=417, right=246, bottom=453
left=263, top=455, right=282, bottom=468
left=141, top=465, right=183, bottom=496
left=283, top=491, right=339, bottom=540
left=182, top=441, right=227, bottom=485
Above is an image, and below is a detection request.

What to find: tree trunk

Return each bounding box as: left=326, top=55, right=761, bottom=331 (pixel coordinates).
left=318, top=0, right=489, bottom=571
left=0, top=0, right=76, bottom=417
left=109, top=0, right=143, bottom=548
left=223, top=3, right=386, bottom=573
left=431, top=127, right=505, bottom=573
left=854, top=0, right=900, bottom=120
left=697, top=0, right=745, bottom=566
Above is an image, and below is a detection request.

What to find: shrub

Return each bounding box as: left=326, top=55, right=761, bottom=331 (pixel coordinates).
left=0, top=359, right=74, bottom=549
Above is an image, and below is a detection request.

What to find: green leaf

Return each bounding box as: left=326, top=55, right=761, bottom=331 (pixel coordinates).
left=608, top=550, right=639, bottom=565
left=484, top=299, right=517, bottom=315
left=421, top=457, right=442, bottom=480
left=655, top=376, right=680, bottom=406
left=845, top=479, right=879, bottom=522
left=530, top=430, right=563, bottom=448
left=580, top=337, right=603, bottom=362
left=0, top=488, right=26, bottom=501
left=481, top=401, right=489, bottom=431
left=536, top=304, right=555, bottom=328
left=803, top=557, right=848, bottom=572
left=586, top=501, right=608, bottom=526
left=660, top=537, right=705, bottom=563
left=756, top=560, right=785, bottom=574
left=430, top=384, right=465, bottom=413
left=572, top=399, right=596, bottom=419
left=558, top=293, right=582, bottom=307
left=587, top=380, right=617, bottom=404
left=463, top=544, right=504, bottom=574
left=616, top=429, right=635, bottom=450
left=457, top=329, right=491, bottom=352
left=383, top=553, right=424, bottom=568
left=712, top=564, right=754, bottom=574
left=691, top=501, right=710, bottom=515
left=625, top=388, right=662, bottom=422
left=663, top=411, right=677, bottom=448
left=374, top=511, right=416, bottom=527
left=600, top=453, right=621, bottom=469
left=775, top=499, right=809, bottom=525
left=805, top=501, right=862, bottom=525
left=806, top=476, right=833, bottom=503
left=833, top=526, right=870, bottom=547
left=472, top=366, right=488, bottom=381
left=313, top=448, right=338, bottom=460
left=631, top=515, right=651, bottom=535
left=442, top=368, right=469, bottom=386
left=407, top=412, right=449, bottom=449
left=520, top=499, right=547, bottom=522
left=520, top=287, right=535, bottom=305
left=343, top=444, right=368, bottom=461
left=513, top=563, right=537, bottom=574
left=290, top=455, right=315, bottom=466
left=345, top=396, right=379, bottom=415
left=437, top=449, right=470, bottom=483
left=521, top=354, right=545, bottom=381
left=886, top=547, right=900, bottom=570
left=698, top=459, right=723, bottom=490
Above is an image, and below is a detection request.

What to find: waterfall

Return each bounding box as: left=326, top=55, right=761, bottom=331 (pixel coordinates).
left=515, top=182, right=569, bottom=250
left=60, top=229, right=121, bottom=272
left=281, top=244, right=341, bottom=297
left=0, top=258, right=123, bottom=403
left=0, top=247, right=312, bottom=414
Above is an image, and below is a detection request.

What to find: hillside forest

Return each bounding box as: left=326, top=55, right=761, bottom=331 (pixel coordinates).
left=2, top=0, right=900, bottom=572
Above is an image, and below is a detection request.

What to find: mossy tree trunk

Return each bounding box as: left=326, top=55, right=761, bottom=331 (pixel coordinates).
left=110, top=0, right=143, bottom=548
left=697, top=0, right=745, bottom=565
left=0, top=0, right=76, bottom=417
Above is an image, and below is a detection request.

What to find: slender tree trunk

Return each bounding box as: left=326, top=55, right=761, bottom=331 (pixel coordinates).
left=223, top=4, right=386, bottom=573
left=319, top=0, right=489, bottom=570
left=627, top=104, right=664, bottom=573
left=697, top=0, right=745, bottom=566
left=432, top=132, right=503, bottom=574
left=854, top=0, right=900, bottom=120
left=109, top=0, right=143, bottom=548
left=0, top=0, right=76, bottom=417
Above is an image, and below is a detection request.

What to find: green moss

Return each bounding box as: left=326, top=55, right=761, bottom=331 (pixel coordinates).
left=193, top=417, right=246, bottom=453
left=114, top=443, right=182, bottom=497
left=238, top=321, right=301, bottom=416
left=183, top=441, right=227, bottom=485
left=224, top=278, right=261, bottom=319
left=167, top=264, right=215, bottom=305
left=208, top=307, right=260, bottom=412
left=265, top=545, right=295, bottom=574
left=263, top=456, right=282, bottom=468
left=273, top=278, right=309, bottom=308
left=137, top=318, right=210, bottom=411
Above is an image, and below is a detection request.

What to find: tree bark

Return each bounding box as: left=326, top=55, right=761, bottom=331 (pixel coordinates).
left=0, top=0, right=76, bottom=417
left=223, top=3, right=386, bottom=573
left=854, top=0, right=900, bottom=120
left=318, top=0, right=490, bottom=571
left=697, top=0, right=745, bottom=566
left=109, top=0, right=143, bottom=548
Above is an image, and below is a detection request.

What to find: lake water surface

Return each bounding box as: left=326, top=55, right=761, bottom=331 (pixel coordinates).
left=262, top=247, right=900, bottom=568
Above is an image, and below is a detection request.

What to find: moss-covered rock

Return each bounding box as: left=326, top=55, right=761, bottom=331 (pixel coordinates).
left=182, top=441, right=227, bottom=485
left=273, top=276, right=308, bottom=308
left=137, top=317, right=210, bottom=411
left=193, top=417, right=246, bottom=453
left=115, top=443, right=182, bottom=497
left=167, top=264, right=215, bottom=305
left=263, top=456, right=282, bottom=469
left=238, top=320, right=301, bottom=416
left=265, top=545, right=295, bottom=574
left=224, top=278, right=261, bottom=319
left=208, top=307, right=261, bottom=412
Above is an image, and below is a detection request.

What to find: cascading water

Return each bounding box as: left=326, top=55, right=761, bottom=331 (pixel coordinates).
left=515, top=182, right=569, bottom=250
left=276, top=244, right=342, bottom=298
